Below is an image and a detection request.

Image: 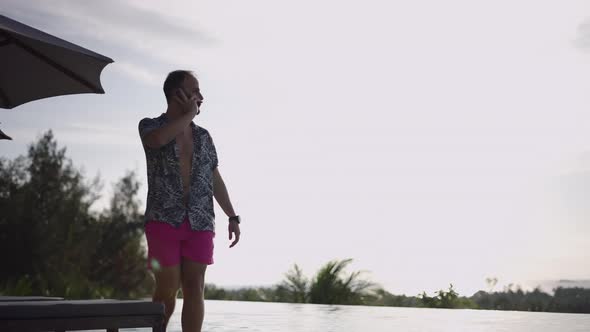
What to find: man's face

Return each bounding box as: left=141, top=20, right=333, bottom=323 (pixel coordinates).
left=180, top=75, right=204, bottom=107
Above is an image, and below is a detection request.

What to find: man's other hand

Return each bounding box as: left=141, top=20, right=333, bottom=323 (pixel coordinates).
left=228, top=221, right=241, bottom=248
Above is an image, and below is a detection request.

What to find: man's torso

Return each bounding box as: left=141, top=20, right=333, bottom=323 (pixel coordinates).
left=138, top=113, right=219, bottom=231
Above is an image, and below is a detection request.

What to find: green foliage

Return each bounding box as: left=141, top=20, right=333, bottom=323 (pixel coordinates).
left=485, top=277, right=498, bottom=292
left=472, top=286, right=590, bottom=313
left=368, top=288, right=421, bottom=307
left=206, top=260, right=377, bottom=306
left=549, top=287, right=590, bottom=313
left=418, top=284, right=464, bottom=309
left=2, top=132, right=589, bottom=315
left=204, top=261, right=589, bottom=313
left=277, top=264, right=308, bottom=303
left=308, top=259, right=375, bottom=305
left=204, top=284, right=273, bottom=302
left=204, top=283, right=227, bottom=300
left=0, top=131, right=152, bottom=299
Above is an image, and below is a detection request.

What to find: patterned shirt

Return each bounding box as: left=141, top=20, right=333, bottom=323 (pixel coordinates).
left=138, top=113, right=219, bottom=231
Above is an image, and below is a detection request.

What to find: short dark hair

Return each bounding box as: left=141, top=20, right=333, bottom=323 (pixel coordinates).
left=163, top=70, right=195, bottom=103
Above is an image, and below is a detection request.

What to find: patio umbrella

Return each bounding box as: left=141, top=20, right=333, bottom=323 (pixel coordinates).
left=0, top=127, right=11, bottom=140
left=0, top=14, right=114, bottom=110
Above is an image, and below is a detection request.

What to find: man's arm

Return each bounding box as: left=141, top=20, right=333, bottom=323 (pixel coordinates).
left=213, top=167, right=241, bottom=248
left=213, top=167, right=236, bottom=217
left=143, top=110, right=196, bottom=148
left=142, top=91, right=199, bottom=149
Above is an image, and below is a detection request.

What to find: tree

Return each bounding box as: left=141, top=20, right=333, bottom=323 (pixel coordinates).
left=277, top=264, right=308, bottom=303
left=0, top=131, right=99, bottom=296
left=485, top=277, right=498, bottom=293
left=370, top=288, right=421, bottom=307
left=419, top=284, right=461, bottom=308
left=88, top=171, right=153, bottom=299
left=550, top=287, right=590, bottom=313
left=0, top=131, right=152, bottom=298
left=308, top=259, right=375, bottom=305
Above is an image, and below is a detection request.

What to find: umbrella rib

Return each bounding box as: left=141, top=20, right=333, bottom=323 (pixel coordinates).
left=1, top=32, right=104, bottom=93
left=0, top=36, right=13, bottom=107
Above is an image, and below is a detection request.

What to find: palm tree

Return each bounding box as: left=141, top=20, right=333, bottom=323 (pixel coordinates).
left=308, top=259, right=375, bottom=305
left=278, top=264, right=308, bottom=303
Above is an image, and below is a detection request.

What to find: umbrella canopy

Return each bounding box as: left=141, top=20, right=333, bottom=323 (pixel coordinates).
left=0, top=127, right=11, bottom=140
left=0, top=14, right=114, bottom=109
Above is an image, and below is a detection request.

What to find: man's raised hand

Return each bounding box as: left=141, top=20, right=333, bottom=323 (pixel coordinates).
left=174, top=89, right=199, bottom=115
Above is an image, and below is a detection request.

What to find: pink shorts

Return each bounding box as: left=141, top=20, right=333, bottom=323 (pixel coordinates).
left=145, top=216, right=215, bottom=269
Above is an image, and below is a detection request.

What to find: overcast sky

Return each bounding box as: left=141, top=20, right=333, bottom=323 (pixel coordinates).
left=2, top=0, right=590, bottom=296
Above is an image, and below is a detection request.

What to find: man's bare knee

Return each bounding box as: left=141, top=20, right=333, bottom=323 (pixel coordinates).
left=154, top=285, right=179, bottom=301
left=153, top=265, right=181, bottom=301
left=181, top=260, right=207, bottom=298
left=181, top=274, right=205, bottom=296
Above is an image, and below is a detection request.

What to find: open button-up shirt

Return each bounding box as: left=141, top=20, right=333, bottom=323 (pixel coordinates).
left=139, top=113, right=219, bottom=231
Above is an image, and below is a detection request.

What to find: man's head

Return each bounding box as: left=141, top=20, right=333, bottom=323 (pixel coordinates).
left=163, top=70, right=203, bottom=107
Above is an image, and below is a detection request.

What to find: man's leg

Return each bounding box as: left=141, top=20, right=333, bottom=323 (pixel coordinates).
left=180, top=258, right=207, bottom=332
left=152, top=265, right=181, bottom=330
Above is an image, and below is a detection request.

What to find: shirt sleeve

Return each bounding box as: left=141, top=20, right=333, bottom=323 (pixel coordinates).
left=138, top=118, right=158, bottom=141
left=208, top=133, right=219, bottom=170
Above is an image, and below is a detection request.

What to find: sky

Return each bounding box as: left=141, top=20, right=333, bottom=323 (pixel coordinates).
left=2, top=0, right=590, bottom=296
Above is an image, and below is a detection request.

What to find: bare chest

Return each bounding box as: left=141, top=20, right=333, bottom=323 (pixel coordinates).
left=176, top=133, right=194, bottom=165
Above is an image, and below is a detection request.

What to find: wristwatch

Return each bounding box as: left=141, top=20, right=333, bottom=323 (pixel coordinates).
left=229, top=215, right=241, bottom=224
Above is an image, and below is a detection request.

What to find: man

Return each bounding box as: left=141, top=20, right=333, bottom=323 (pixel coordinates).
left=138, top=70, right=241, bottom=332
